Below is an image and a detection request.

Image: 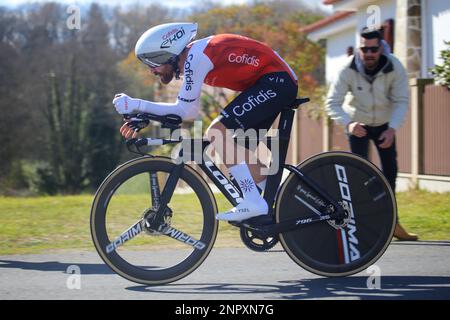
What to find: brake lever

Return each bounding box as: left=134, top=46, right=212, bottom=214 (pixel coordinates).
left=126, top=137, right=137, bottom=145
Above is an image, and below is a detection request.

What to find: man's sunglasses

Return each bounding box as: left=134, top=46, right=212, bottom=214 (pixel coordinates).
left=360, top=46, right=380, bottom=53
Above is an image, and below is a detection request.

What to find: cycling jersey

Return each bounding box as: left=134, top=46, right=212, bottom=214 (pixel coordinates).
left=199, top=34, right=297, bottom=91
left=136, top=34, right=298, bottom=121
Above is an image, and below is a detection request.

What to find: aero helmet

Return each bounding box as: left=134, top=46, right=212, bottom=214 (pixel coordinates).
left=135, top=22, right=198, bottom=71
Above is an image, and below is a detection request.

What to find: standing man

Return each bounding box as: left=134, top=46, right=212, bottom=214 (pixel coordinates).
left=326, top=27, right=418, bottom=241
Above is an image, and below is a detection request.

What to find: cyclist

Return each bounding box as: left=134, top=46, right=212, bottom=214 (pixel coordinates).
left=112, top=22, right=298, bottom=221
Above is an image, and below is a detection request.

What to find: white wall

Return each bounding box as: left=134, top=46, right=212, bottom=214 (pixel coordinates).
left=324, top=0, right=397, bottom=84
left=325, top=28, right=356, bottom=84
left=422, top=0, right=450, bottom=77
left=321, top=0, right=450, bottom=82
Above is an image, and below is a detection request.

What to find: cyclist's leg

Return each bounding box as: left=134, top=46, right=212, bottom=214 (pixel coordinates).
left=245, top=113, right=279, bottom=186
left=214, top=71, right=297, bottom=174
left=207, top=120, right=268, bottom=220
left=206, top=72, right=297, bottom=220
left=207, top=120, right=266, bottom=182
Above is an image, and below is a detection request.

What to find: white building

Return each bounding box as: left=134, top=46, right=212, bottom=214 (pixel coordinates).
left=299, top=0, right=450, bottom=192
left=301, top=0, right=450, bottom=83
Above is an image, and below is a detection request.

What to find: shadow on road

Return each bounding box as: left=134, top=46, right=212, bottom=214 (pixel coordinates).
left=126, top=276, right=450, bottom=300
left=0, top=259, right=114, bottom=275
left=276, top=276, right=450, bottom=299
left=390, top=240, right=450, bottom=247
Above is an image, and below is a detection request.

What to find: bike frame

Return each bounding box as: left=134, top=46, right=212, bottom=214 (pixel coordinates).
left=148, top=107, right=346, bottom=238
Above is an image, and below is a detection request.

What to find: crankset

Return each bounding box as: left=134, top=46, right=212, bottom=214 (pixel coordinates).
left=240, top=227, right=279, bottom=252
left=233, top=215, right=279, bottom=252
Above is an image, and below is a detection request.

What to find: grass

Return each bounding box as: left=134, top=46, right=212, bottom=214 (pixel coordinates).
left=0, top=190, right=449, bottom=255
left=0, top=192, right=241, bottom=255
left=395, top=190, right=450, bottom=240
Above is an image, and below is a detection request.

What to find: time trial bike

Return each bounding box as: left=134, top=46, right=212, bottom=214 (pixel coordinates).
left=90, top=97, right=396, bottom=285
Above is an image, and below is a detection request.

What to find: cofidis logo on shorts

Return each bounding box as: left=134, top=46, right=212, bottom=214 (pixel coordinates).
left=233, top=90, right=277, bottom=117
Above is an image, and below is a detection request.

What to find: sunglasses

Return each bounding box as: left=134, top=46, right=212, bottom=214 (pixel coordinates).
left=138, top=52, right=175, bottom=68
left=140, top=57, right=162, bottom=68
left=360, top=46, right=380, bottom=53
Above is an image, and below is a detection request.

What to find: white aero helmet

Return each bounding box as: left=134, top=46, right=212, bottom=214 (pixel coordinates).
left=135, top=22, right=198, bottom=68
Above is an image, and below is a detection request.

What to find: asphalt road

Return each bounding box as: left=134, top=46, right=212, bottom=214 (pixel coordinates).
left=1, top=241, right=449, bottom=300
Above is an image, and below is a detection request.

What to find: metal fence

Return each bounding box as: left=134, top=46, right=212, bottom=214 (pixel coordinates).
left=286, top=79, right=450, bottom=191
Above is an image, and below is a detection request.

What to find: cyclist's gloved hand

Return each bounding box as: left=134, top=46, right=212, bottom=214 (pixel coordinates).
left=120, top=117, right=149, bottom=139
left=112, top=93, right=142, bottom=114
left=126, top=117, right=150, bottom=132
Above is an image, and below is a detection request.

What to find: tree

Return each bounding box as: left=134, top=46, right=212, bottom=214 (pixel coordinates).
left=0, top=1, right=327, bottom=194
left=43, top=57, right=91, bottom=193
left=111, top=4, right=171, bottom=59
left=0, top=7, right=47, bottom=192
left=0, top=38, right=26, bottom=190
left=430, top=41, right=450, bottom=90
left=0, top=3, right=129, bottom=194
left=80, top=3, right=125, bottom=189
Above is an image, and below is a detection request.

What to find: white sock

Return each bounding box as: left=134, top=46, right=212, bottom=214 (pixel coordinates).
left=228, top=162, right=261, bottom=201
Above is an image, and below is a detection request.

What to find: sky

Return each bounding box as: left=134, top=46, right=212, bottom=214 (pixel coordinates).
left=0, top=0, right=246, bottom=7
left=0, top=0, right=331, bottom=12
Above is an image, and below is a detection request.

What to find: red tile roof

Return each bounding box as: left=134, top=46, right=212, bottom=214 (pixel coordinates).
left=299, top=11, right=354, bottom=33
left=323, top=0, right=342, bottom=4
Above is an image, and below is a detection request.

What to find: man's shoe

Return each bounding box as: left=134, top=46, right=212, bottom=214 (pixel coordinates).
left=216, top=199, right=268, bottom=222
left=393, top=223, right=419, bottom=241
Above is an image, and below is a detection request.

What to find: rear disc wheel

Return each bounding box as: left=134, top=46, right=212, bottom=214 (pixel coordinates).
left=276, top=152, right=396, bottom=277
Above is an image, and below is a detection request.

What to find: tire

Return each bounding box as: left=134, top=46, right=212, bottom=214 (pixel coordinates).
left=276, top=151, right=396, bottom=277
left=90, top=156, right=218, bottom=285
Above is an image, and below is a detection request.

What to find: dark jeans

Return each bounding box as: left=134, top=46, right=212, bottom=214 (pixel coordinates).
left=348, top=123, right=399, bottom=222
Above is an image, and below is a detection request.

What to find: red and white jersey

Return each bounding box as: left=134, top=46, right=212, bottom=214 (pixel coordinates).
left=140, top=34, right=298, bottom=120
left=199, top=34, right=297, bottom=90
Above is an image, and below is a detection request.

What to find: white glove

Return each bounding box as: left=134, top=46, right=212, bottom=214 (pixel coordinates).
left=112, top=93, right=142, bottom=114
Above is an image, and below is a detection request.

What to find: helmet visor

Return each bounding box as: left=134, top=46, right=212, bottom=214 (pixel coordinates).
left=138, top=51, right=175, bottom=68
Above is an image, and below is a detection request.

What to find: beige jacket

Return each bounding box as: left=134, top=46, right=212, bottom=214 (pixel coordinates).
left=325, top=54, right=409, bottom=130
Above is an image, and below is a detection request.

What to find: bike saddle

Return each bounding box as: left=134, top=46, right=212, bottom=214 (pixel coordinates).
left=285, top=97, right=310, bottom=110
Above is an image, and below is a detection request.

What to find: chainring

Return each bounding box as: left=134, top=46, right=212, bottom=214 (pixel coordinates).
left=239, top=227, right=279, bottom=252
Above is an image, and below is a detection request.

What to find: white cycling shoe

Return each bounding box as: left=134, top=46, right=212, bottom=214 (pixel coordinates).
left=216, top=199, right=268, bottom=221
